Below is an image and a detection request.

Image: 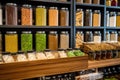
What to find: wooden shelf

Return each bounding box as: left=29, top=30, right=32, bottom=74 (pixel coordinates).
left=88, top=58, right=120, bottom=69
left=0, top=56, right=88, bottom=79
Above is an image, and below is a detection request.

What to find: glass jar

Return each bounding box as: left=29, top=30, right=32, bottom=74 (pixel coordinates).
left=85, top=31, right=93, bottom=42
left=2, top=52, right=14, bottom=63
left=93, top=31, right=101, bottom=43
left=88, top=51, right=95, bottom=61
left=93, top=10, right=101, bottom=27
left=106, top=0, right=111, bottom=6
left=112, top=50, right=118, bottom=58
left=95, top=51, right=101, bottom=60
left=109, top=12, right=116, bottom=27
left=110, top=31, right=118, bottom=42
left=21, top=4, right=32, bottom=25
left=106, top=11, right=110, bottom=27
left=84, top=0, right=92, bottom=4
left=106, top=50, right=112, bottom=59
left=58, top=48, right=67, bottom=58
left=66, top=48, right=76, bottom=57
left=101, top=51, right=106, bottom=60
left=5, top=31, right=18, bottom=53
left=118, top=50, right=120, bottom=58
left=60, top=8, right=69, bottom=26
left=116, top=12, right=120, bottom=27
left=17, top=51, right=27, bottom=62
left=75, top=31, right=84, bottom=48
left=0, top=32, right=2, bottom=53
left=111, top=0, right=117, bottom=6
left=11, top=53, right=17, bottom=62
left=36, top=31, right=46, bottom=52
left=27, top=51, right=36, bottom=61
left=44, top=49, right=55, bottom=59
left=118, top=31, right=120, bottom=42
left=48, top=31, right=58, bottom=50
left=93, top=0, right=100, bottom=4
left=36, top=6, right=46, bottom=26
left=84, top=9, right=92, bottom=26
left=0, top=4, right=2, bottom=25
left=60, top=31, right=69, bottom=49
left=21, top=31, right=33, bottom=52
left=76, top=0, right=83, bottom=3
left=36, top=52, right=47, bottom=60
left=76, top=9, right=84, bottom=26
left=5, top=3, right=17, bottom=25
left=106, top=31, right=110, bottom=42
left=48, top=7, right=58, bottom=26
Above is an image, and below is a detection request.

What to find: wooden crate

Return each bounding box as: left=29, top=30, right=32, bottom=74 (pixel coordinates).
left=0, top=56, right=88, bottom=79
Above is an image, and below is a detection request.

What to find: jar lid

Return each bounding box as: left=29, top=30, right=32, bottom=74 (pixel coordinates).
left=18, top=51, right=24, bottom=54
left=106, top=31, right=109, bottom=33
left=37, top=31, right=45, bottom=34
left=110, top=12, right=116, bottom=15
left=94, top=31, right=100, bottom=34
left=37, top=5, right=43, bottom=8
left=86, top=9, right=92, bottom=12
left=67, top=48, right=72, bottom=51
left=6, top=3, right=16, bottom=6
left=94, top=10, right=100, bottom=13
left=77, top=8, right=83, bottom=11
left=50, top=31, right=57, bottom=34
left=27, top=50, right=34, bottom=53
left=2, top=52, right=10, bottom=55
left=11, top=53, right=17, bottom=55
left=6, top=31, right=17, bottom=34
left=61, top=31, right=68, bottom=34
left=44, top=49, right=51, bottom=52
left=61, top=7, right=66, bottom=10
left=22, top=31, right=31, bottom=34
left=58, top=48, right=64, bottom=51
left=117, top=12, right=120, bottom=15
left=23, top=4, right=32, bottom=8
left=77, top=31, right=83, bottom=34
left=111, top=31, right=116, bottom=34
left=74, top=48, right=80, bottom=50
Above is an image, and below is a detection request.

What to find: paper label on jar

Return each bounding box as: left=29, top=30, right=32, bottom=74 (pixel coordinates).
left=36, top=52, right=47, bottom=60
left=28, top=53, right=36, bottom=61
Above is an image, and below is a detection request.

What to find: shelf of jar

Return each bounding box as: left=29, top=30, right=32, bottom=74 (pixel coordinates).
left=106, top=27, right=120, bottom=30
left=0, top=55, right=88, bottom=80
left=106, top=6, right=120, bottom=10
left=88, top=58, right=120, bottom=69
left=76, top=26, right=104, bottom=30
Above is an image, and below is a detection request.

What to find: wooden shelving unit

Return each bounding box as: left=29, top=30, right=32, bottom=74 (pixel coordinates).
left=0, top=56, right=88, bottom=79
left=88, top=58, right=120, bottom=69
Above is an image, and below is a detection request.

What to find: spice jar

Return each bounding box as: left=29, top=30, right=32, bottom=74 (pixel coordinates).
left=60, top=8, right=69, bottom=26
left=110, top=31, right=118, bottom=42
left=101, top=50, right=106, bottom=60
left=112, top=50, right=118, bottom=58
left=88, top=51, right=95, bottom=61
left=85, top=31, right=93, bottom=42
left=36, top=52, right=47, bottom=60
left=75, top=31, right=84, bottom=48
left=36, top=31, right=46, bottom=52
left=27, top=51, right=36, bottom=61
left=60, top=31, right=69, bottom=49
left=48, top=7, right=58, bottom=26
left=106, top=31, right=110, bottom=42
left=116, top=12, right=120, bottom=27
left=21, top=4, right=32, bottom=25
left=84, top=9, right=92, bottom=26
left=93, top=0, right=100, bottom=4
left=76, top=0, right=83, bottom=3
left=48, top=31, right=58, bottom=50
left=5, top=31, right=18, bottom=53
left=76, top=9, right=84, bottom=26
left=2, top=52, right=14, bottom=63
left=84, top=0, right=92, bottom=4
left=5, top=3, right=17, bottom=25
left=111, top=0, right=117, bottom=6
left=118, top=31, right=120, bottom=42
left=106, top=0, right=111, bottom=6
left=58, top=48, right=67, bottom=58
left=44, top=49, right=55, bottom=59
left=106, top=11, right=110, bottom=27
left=93, top=10, right=101, bottom=27
left=106, top=50, right=112, bottom=59
left=11, top=53, right=17, bottom=62
left=17, top=51, right=27, bottom=62
left=0, top=32, right=2, bottom=53
left=0, top=4, right=2, bottom=25
left=109, top=12, right=116, bottom=27
left=36, top=6, right=46, bottom=26
left=95, top=51, right=101, bottom=60
left=93, top=31, right=101, bottom=43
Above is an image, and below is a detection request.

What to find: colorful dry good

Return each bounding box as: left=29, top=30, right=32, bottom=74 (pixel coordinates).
left=0, top=4, right=2, bottom=25
left=36, top=6, right=46, bottom=26
left=84, top=9, right=92, bottom=26
left=111, top=0, right=117, bottom=6
left=21, top=4, right=32, bottom=25
left=17, top=51, right=27, bottom=62
left=109, top=12, right=116, bottom=27
left=67, top=48, right=76, bottom=57
left=36, top=52, right=47, bottom=60
left=93, top=0, right=100, bottom=4
left=85, top=31, right=93, bottom=42
left=93, top=10, right=101, bottom=27
left=48, top=31, right=58, bottom=50
left=36, top=31, right=46, bottom=51
left=27, top=51, right=36, bottom=61
left=5, top=3, right=17, bottom=25
left=84, top=0, right=92, bottom=4
left=48, top=7, right=58, bottom=26
left=73, top=48, right=85, bottom=56
left=106, top=0, right=111, bottom=6
left=93, top=31, right=101, bottom=43
left=21, top=31, right=33, bottom=52
left=0, top=32, right=2, bottom=53
left=75, top=31, right=84, bottom=48
left=5, top=31, right=18, bottom=53
left=60, top=31, right=69, bottom=49
left=116, top=12, right=120, bottom=27
left=106, top=31, right=110, bottom=42
left=2, top=52, right=14, bottom=63
left=76, top=0, right=83, bottom=3
left=110, top=31, right=118, bottom=42
left=76, top=9, right=84, bottom=26
left=60, top=8, right=69, bottom=26
left=44, top=49, right=55, bottom=59
left=58, top=48, right=67, bottom=58
left=106, top=11, right=110, bottom=27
